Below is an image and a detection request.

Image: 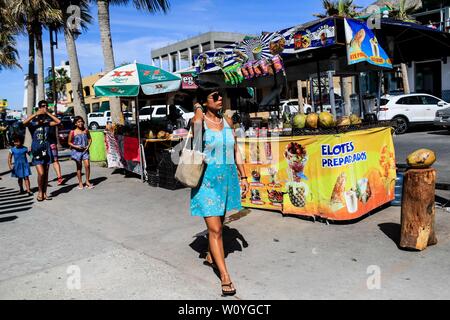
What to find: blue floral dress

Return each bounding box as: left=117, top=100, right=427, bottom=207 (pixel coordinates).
left=10, top=146, right=31, bottom=178
left=190, top=120, right=242, bottom=217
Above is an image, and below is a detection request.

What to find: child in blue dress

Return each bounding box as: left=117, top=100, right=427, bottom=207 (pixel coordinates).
left=7, top=135, right=33, bottom=195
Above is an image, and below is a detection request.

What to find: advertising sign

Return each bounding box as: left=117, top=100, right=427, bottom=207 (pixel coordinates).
left=291, top=19, right=335, bottom=52
left=239, top=127, right=396, bottom=221
left=344, top=18, right=392, bottom=69
left=180, top=73, right=198, bottom=90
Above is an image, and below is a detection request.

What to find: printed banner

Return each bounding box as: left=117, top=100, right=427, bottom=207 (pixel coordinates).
left=291, top=19, right=335, bottom=52
left=105, top=131, right=124, bottom=169
left=344, top=18, right=392, bottom=69
left=239, top=127, right=396, bottom=221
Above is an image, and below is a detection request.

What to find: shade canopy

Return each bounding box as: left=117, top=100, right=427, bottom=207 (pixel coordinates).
left=94, top=63, right=181, bottom=97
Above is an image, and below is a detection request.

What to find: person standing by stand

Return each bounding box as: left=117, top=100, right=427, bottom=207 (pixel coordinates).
left=48, top=125, right=64, bottom=185
left=23, top=100, right=61, bottom=201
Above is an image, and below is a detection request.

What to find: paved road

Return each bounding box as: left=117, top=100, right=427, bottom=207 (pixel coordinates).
left=393, top=127, right=450, bottom=184
left=0, top=149, right=449, bottom=300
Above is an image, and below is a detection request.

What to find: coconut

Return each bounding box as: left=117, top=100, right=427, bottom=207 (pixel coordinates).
left=293, top=114, right=307, bottom=129
left=306, top=113, right=319, bottom=129
left=318, top=111, right=335, bottom=128
left=406, top=149, right=436, bottom=168
left=336, top=116, right=351, bottom=126
left=349, top=114, right=362, bottom=125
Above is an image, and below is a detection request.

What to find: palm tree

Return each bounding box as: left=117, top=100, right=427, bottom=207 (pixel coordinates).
left=56, top=0, right=93, bottom=122
left=6, top=0, right=61, bottom=118
left=93, top=0, right=170, bottom=124
left=386, top=0, right=419, bottom=22
left=46, top=68, right=71, bottom=106
left=314, top=0, right=360, bottom=18
left=0, top=1, right=20, bottom=71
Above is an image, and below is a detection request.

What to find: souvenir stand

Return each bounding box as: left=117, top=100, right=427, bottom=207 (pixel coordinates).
left=195, top=17, right=399, bottom=221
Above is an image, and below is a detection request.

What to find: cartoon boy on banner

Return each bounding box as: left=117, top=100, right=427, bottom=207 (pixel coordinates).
left=344, top=18, right=392, bottom=69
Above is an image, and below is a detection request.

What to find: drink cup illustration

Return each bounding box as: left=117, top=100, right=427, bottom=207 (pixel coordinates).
left=252, top=46, right=263, bottom=60
left=345, top=190, right=358, bottom=213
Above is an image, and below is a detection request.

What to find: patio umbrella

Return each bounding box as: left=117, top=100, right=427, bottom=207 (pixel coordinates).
left=94, top=63, right=182, bottom=181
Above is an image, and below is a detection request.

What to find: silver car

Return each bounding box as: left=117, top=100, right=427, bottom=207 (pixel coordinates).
left=434, top=107, right=450, bottom=130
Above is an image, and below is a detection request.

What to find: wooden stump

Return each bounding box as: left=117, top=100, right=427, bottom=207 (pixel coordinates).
left=400, top=168, right=437, bottom=250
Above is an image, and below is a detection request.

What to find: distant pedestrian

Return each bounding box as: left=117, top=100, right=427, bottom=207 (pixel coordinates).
left=48, top=125, right=64, bottom=185
left=7, top=135, right=32, bottom=195
left=68, top=116, right=93, bottom=189
left=23, top=100, right=61, bottom=201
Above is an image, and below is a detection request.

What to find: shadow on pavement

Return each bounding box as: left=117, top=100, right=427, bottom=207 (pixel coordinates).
left=378, top=222, right=401, bottom=249
left=190, top=225, right=249, bottom=280
left=0, top=216, right=18, bottom=223
left=190, top=225, right=249, bottom=259
left=0, top=187, right=34, bottom=219
left=50, top=176, right=107, bottom=197
left=427, top=130, right=450, bottom=136
left=436, top=194, right=449, bottom=208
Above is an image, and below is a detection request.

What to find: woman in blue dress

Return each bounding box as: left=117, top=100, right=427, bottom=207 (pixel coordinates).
left=191, top=88, right=249, bottom=296
left=7, top=135, right=32, bottom=195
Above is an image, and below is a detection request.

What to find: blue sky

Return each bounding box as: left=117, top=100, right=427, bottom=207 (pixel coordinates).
left=0, top=0, right=374, bottom=110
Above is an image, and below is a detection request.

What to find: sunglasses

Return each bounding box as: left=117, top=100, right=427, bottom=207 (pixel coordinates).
left=208, top=92, right=221, bottom=102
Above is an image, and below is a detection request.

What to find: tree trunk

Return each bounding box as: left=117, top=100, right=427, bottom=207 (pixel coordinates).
left=401, top=63, right=410, bottom=94
left=25, top=29, right=35, bottom=148
left=400, top=168, right=437, bottom=250
left=35, top=23, right=45, bottom=102
left=64, top=26, right=87, bottom=122
left=97, top=0, right=124, bottom=125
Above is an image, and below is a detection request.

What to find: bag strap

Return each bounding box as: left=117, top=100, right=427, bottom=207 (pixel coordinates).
left=183, top=118, right=204, bottom=151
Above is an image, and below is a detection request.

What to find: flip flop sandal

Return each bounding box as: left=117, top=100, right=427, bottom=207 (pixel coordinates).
left=85, top=185, right=95, bottom=189
left=36, top=196, right=44, bottom=202
left=44, top=196, right=53, bottom=200
left=57, top=177, right=64, bottom=185
left=221, top=282, right=236, bottom=296
left=77, top=186, right=84, bottom=190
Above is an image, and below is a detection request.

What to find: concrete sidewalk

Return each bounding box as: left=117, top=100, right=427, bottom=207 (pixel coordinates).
left=0, top=149, right=449, bottom=300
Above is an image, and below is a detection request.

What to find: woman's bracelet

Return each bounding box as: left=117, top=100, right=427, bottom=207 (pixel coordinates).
left=240, top=176, right=248, bottom=180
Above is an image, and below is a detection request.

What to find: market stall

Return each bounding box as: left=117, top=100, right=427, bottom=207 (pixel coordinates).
left=194, top=17, right=399, bottom=221
left=94, top=62, right=185, bottom=181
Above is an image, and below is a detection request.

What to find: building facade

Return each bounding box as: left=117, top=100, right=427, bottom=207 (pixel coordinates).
left=66, top=72, right=110, bottom=114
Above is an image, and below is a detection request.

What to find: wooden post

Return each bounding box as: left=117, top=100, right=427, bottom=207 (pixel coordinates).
left=297, top=80, right=304, bottom=114
left=400, top=168, right=437, bottom=250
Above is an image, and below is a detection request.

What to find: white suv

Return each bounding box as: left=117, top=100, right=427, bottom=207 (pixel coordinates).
left=377, top=93, right=449, bottom=134
left=87, top=111, right=133, bottom=130
left=138, top=105, right=194, bottom=122
left=280, top=99, right=313, bottom=115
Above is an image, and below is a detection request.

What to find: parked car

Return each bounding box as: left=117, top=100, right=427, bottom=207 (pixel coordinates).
left=57, top=119, right=74, bottom=148
left=139, top=105, right=194, bottom=123
left=279, top=99, right=313, bottom=115
left=87, top=111, right=133, bottom=130
left=377, top=93, right=449, bottom=134
left=434, top=106, right=450, bottom=131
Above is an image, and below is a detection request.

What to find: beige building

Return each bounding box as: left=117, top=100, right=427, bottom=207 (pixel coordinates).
left=66, top=72, right=110, bottom=113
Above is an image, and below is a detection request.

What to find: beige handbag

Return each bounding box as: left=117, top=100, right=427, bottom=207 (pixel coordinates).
left=175, top=127, right=205, bottom=188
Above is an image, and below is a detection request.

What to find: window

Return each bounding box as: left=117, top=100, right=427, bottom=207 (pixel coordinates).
left=156, top=107, right=167, bottom=115
left=140, top=107, right=152, bottom=116
left=84, top=86, right=91, bottom=96
left=397, top=96, right=422, bottom=105
left=420, top=95, right=440, bottom=105
left=92, top=103, right=100, bottom=112
left=380, top=98, right=389, bottom=106
left=105, top=111, right=111, bottom=117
